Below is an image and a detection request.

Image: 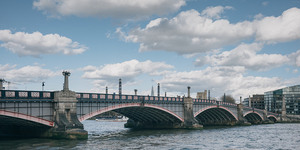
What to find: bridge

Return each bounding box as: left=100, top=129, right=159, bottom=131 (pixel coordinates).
left=0, top=71, right=279, bottom=139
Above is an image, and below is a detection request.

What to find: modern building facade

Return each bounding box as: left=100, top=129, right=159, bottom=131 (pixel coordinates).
left=264, top=85, right=300, bottom=115
left=243, top=97, right=249, bottom=106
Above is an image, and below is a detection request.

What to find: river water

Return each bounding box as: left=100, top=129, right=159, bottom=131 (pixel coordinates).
left=0, top=121, right=299, bottom=150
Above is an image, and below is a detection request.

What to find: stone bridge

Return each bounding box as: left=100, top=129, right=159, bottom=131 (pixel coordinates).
left=0, top=72, right=279, bottom=139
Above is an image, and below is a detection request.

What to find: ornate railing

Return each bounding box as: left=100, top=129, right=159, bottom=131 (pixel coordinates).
left=193, top=98, right=237, bottom=106
left=0, top=90, right=54, bottom=100
left=76, top=92, right=184, bottom=103
left=0, top=90, right=240, bottom=106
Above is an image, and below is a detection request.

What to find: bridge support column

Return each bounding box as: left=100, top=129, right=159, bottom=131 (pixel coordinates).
left=44, top=71, right=87, bottom=139
left=183, top=86, right=203, bottom=129
left=262, top=109, right=273, bottom=124
left=237, top=104, right=251, bottom=126
left=280, top=95, right=288, bottom=122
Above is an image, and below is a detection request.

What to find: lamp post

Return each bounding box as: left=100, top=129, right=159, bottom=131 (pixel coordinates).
left=134, top=89, right=137, bottom=95
left=187, top=86, right=191, bottom=98
left=42, top=82, right=45, bottom=91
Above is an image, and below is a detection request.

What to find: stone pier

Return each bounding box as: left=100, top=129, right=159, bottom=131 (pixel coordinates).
left=236, top=102, right=251, bottom=126
left=44, top=71, right=87, bottom=139
left=183, top=86, right=203, bottom=129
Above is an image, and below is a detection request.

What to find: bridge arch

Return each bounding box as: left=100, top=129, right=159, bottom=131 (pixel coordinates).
left=79, top=103, right=184, bottom=126
left=0, top=110, right=54, bottom=127
left=267, top=115, right=278, bottom=122
left=244, top=111, right=263, bottom=124
left=194, top=106, right=238, bottom=126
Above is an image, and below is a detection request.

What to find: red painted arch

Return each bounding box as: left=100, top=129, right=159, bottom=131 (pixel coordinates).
left=267, top=115, right=278, bottom=121
left=194, top=105, right=238, bottom=121
left=244, top=111, right=264, bottom=120
left=79, top=103, right=184, bottom=122
left=0, top=110, right=54, bottom=127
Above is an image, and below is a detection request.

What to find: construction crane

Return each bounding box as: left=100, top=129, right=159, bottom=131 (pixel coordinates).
left=0, top=79, right=11, bottom=90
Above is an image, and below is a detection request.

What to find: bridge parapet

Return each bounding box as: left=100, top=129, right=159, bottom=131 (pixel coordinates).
left=76, top=92, right=184, bottom=104
left=0, top=90, right=54, bottom=101
left=193, top=99, right=237, bottom=107
left=0, top=90, right=54, bottom=122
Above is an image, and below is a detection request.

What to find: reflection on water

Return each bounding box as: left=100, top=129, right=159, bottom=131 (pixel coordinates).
left=0, top=121, right=300, bottom=149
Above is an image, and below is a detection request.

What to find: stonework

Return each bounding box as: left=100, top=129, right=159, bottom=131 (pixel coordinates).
left=183, top=97, right=203, bottom=129
left=47, top=71, right=87, bottom=139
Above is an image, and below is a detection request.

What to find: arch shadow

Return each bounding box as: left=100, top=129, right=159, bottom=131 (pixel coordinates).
left=194, top=106, right=238, bottom=126
left=79, top=103, right=184, bottom=128
left=0, top=110, right=54, bottom=127
left=267, top=115, right=278, bottom=122
left=244, top=111, right=263, bottom=124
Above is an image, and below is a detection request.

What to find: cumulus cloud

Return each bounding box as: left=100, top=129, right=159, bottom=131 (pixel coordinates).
left=201, top=6, right=233, bottom=19
left=33, top=0, right=186, bottom=20
left=288, top=49, right=300, bottom=67
left=119, top=9, right=253, bottom=54
left=118, top=7, right=300, bottom=54
left=195, top=43, right=290, bottom=71
left=157, top=66, right=284, bottom=99
left=0, top=64, right=58, bottom=83
left=254, top=7, right=300, bottom=43
left=82, top=59, right=174, bottom=86
left=0, top=30, right=87, bottom=57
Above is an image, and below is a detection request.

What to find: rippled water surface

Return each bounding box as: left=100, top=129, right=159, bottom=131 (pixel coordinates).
left=1, top=121, right=300, bottom=149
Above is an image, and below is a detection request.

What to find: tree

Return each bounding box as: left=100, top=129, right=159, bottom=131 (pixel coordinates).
left=220, top=94, right=236, bottom=104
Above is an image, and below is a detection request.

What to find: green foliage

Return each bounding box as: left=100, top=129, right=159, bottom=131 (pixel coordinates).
left=220, top=95, right=236, bottom=104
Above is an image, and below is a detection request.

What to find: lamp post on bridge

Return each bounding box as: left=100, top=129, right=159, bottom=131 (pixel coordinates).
left=157, top=83, right=160, bottom=97
left=134, top=89, right=137, bottom=95
left=119, top=78, right=122, bottom=95
left=187, top=86, right=191, bottom=98
left=42, top=82, right=45, bottom=91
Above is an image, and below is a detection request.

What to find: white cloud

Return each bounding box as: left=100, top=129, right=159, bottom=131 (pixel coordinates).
left=195, top=43, right=290, bottom=71
left=157, top=66, right=284, bottom=100
left=254, top=13, right=264, bottom=20
left=0, top=30, right=87, bottom=57
left=0, top=64, right=58, bottom=83
left=119, top=9, right=254, bottom=54
left=254, top=7, right=300, bottom=43
left=118, top=7, right=300, bottom=54
left=33, top=0, right=186, bottom=20
left=288, top=49, right=300, bottom=67
left=82, top=59, right=174, bottom=87
left=201, top=6, right=233, bottom=19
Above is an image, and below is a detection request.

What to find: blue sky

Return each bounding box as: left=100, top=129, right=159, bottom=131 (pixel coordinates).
left=1, top=0, right=300, bottom=101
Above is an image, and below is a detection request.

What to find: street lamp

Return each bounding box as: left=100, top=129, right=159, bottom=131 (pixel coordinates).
left=42, top=82, right=45, bottom=91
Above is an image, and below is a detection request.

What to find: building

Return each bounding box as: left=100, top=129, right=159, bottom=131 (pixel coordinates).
left=243, top=97, right=249, bottom=106
left=264, top=85, right=300, bottom=115
left=197, top=90, right=207, bottom=99
left=243, top=95, right=264, bottom=109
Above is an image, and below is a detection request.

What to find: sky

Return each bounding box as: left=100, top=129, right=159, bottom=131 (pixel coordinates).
left=1, top=0, right=300, bottom=102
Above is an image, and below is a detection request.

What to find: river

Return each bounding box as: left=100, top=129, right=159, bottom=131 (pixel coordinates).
left=0, top=121, right=299, bottom=150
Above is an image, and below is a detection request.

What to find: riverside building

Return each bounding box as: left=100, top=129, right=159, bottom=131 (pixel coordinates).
left=243, top=94, right=264, bottom=109
left=264, top=85, right=300, bottom=115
